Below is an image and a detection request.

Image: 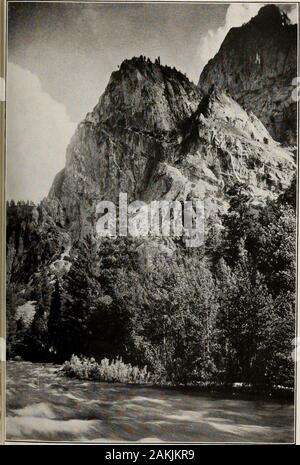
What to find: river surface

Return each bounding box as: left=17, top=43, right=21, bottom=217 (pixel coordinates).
left=6, top=362, right=294, bottom=443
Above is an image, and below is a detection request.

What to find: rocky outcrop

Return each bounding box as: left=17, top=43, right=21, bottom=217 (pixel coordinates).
left=96, top=56, right=202, bottom=133
left=199, top=5, right=297, bottom=146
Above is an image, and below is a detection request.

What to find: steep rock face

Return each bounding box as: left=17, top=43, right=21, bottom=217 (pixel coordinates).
left=48, top=57, right=202, bottom=239
left=199, top=5, right=297, bottom=146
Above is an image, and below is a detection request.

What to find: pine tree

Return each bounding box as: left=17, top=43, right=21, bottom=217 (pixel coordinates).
left=30, top=271, right=51, bottom=360
left=6, top=283, right=18, bottom=358
left=59, top=236, right=102, bottom=359
left=47, top=279, right=63, bottom=360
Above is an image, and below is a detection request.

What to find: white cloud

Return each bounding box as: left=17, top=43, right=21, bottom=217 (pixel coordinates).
left=6, top=62, right=76, bottom=203
left=198, top=3, right=298, bottom=74
left=285, top=4, right=298, bottom=24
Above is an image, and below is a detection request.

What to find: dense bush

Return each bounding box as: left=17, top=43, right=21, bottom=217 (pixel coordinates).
left=62, top=355, right=153, bottom=384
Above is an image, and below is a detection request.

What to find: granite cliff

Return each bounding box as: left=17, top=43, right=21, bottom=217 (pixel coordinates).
left=199, top=5, right=297, bottom=146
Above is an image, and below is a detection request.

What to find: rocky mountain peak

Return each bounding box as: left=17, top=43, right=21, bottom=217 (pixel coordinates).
left=116, top=56, right=192, bottom=85
left=199, top=4, right=297, bottom=145
left=222, top=4, right=292, bottom=48
left=87, top=56, right=201, bottom=135
left=253, top=4, right=290, bottom=26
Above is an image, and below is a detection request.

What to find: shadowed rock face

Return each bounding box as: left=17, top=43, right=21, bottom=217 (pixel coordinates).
left=199, top=5, right=297, bottom=146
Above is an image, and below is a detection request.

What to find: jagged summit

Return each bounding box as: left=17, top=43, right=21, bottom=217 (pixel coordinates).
left=221, top=5, right=292, bottom=49
left=199, top=4, right=297, bottom=145
left=85, top=56, right=201, bottom=135
left=116, top=55, right=192, bottom=84
left=252, top=4, right=290, bottom=26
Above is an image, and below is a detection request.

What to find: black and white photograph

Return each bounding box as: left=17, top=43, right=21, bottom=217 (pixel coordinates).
left=2, top=0, right=298, bottom=444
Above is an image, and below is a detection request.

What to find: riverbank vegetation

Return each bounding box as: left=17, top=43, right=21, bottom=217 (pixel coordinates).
left=60, top=355, right=293, bottom=400
left=62, top=355, right=153, bottom=384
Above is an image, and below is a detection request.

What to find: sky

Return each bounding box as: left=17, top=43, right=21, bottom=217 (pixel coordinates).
left=6, top=1, right=298, bottom=202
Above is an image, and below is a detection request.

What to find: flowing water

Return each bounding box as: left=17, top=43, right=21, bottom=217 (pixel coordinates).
left=5, top=361, right=294, bottom=443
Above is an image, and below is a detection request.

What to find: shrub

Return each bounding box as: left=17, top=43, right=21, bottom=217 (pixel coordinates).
left=62, top=354, right=153, bottom=384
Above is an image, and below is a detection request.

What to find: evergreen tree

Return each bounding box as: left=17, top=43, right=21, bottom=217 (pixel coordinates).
left=47, top=279, right=63, bottom=360
left=30, top=271, right=51, bottom=360
left=59, top=236, right=102, bottom=359
left=6, top=283, right=18, bottom=358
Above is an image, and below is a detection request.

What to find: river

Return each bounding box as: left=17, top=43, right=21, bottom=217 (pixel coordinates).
left=5, top=361, right=294, bottom=443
